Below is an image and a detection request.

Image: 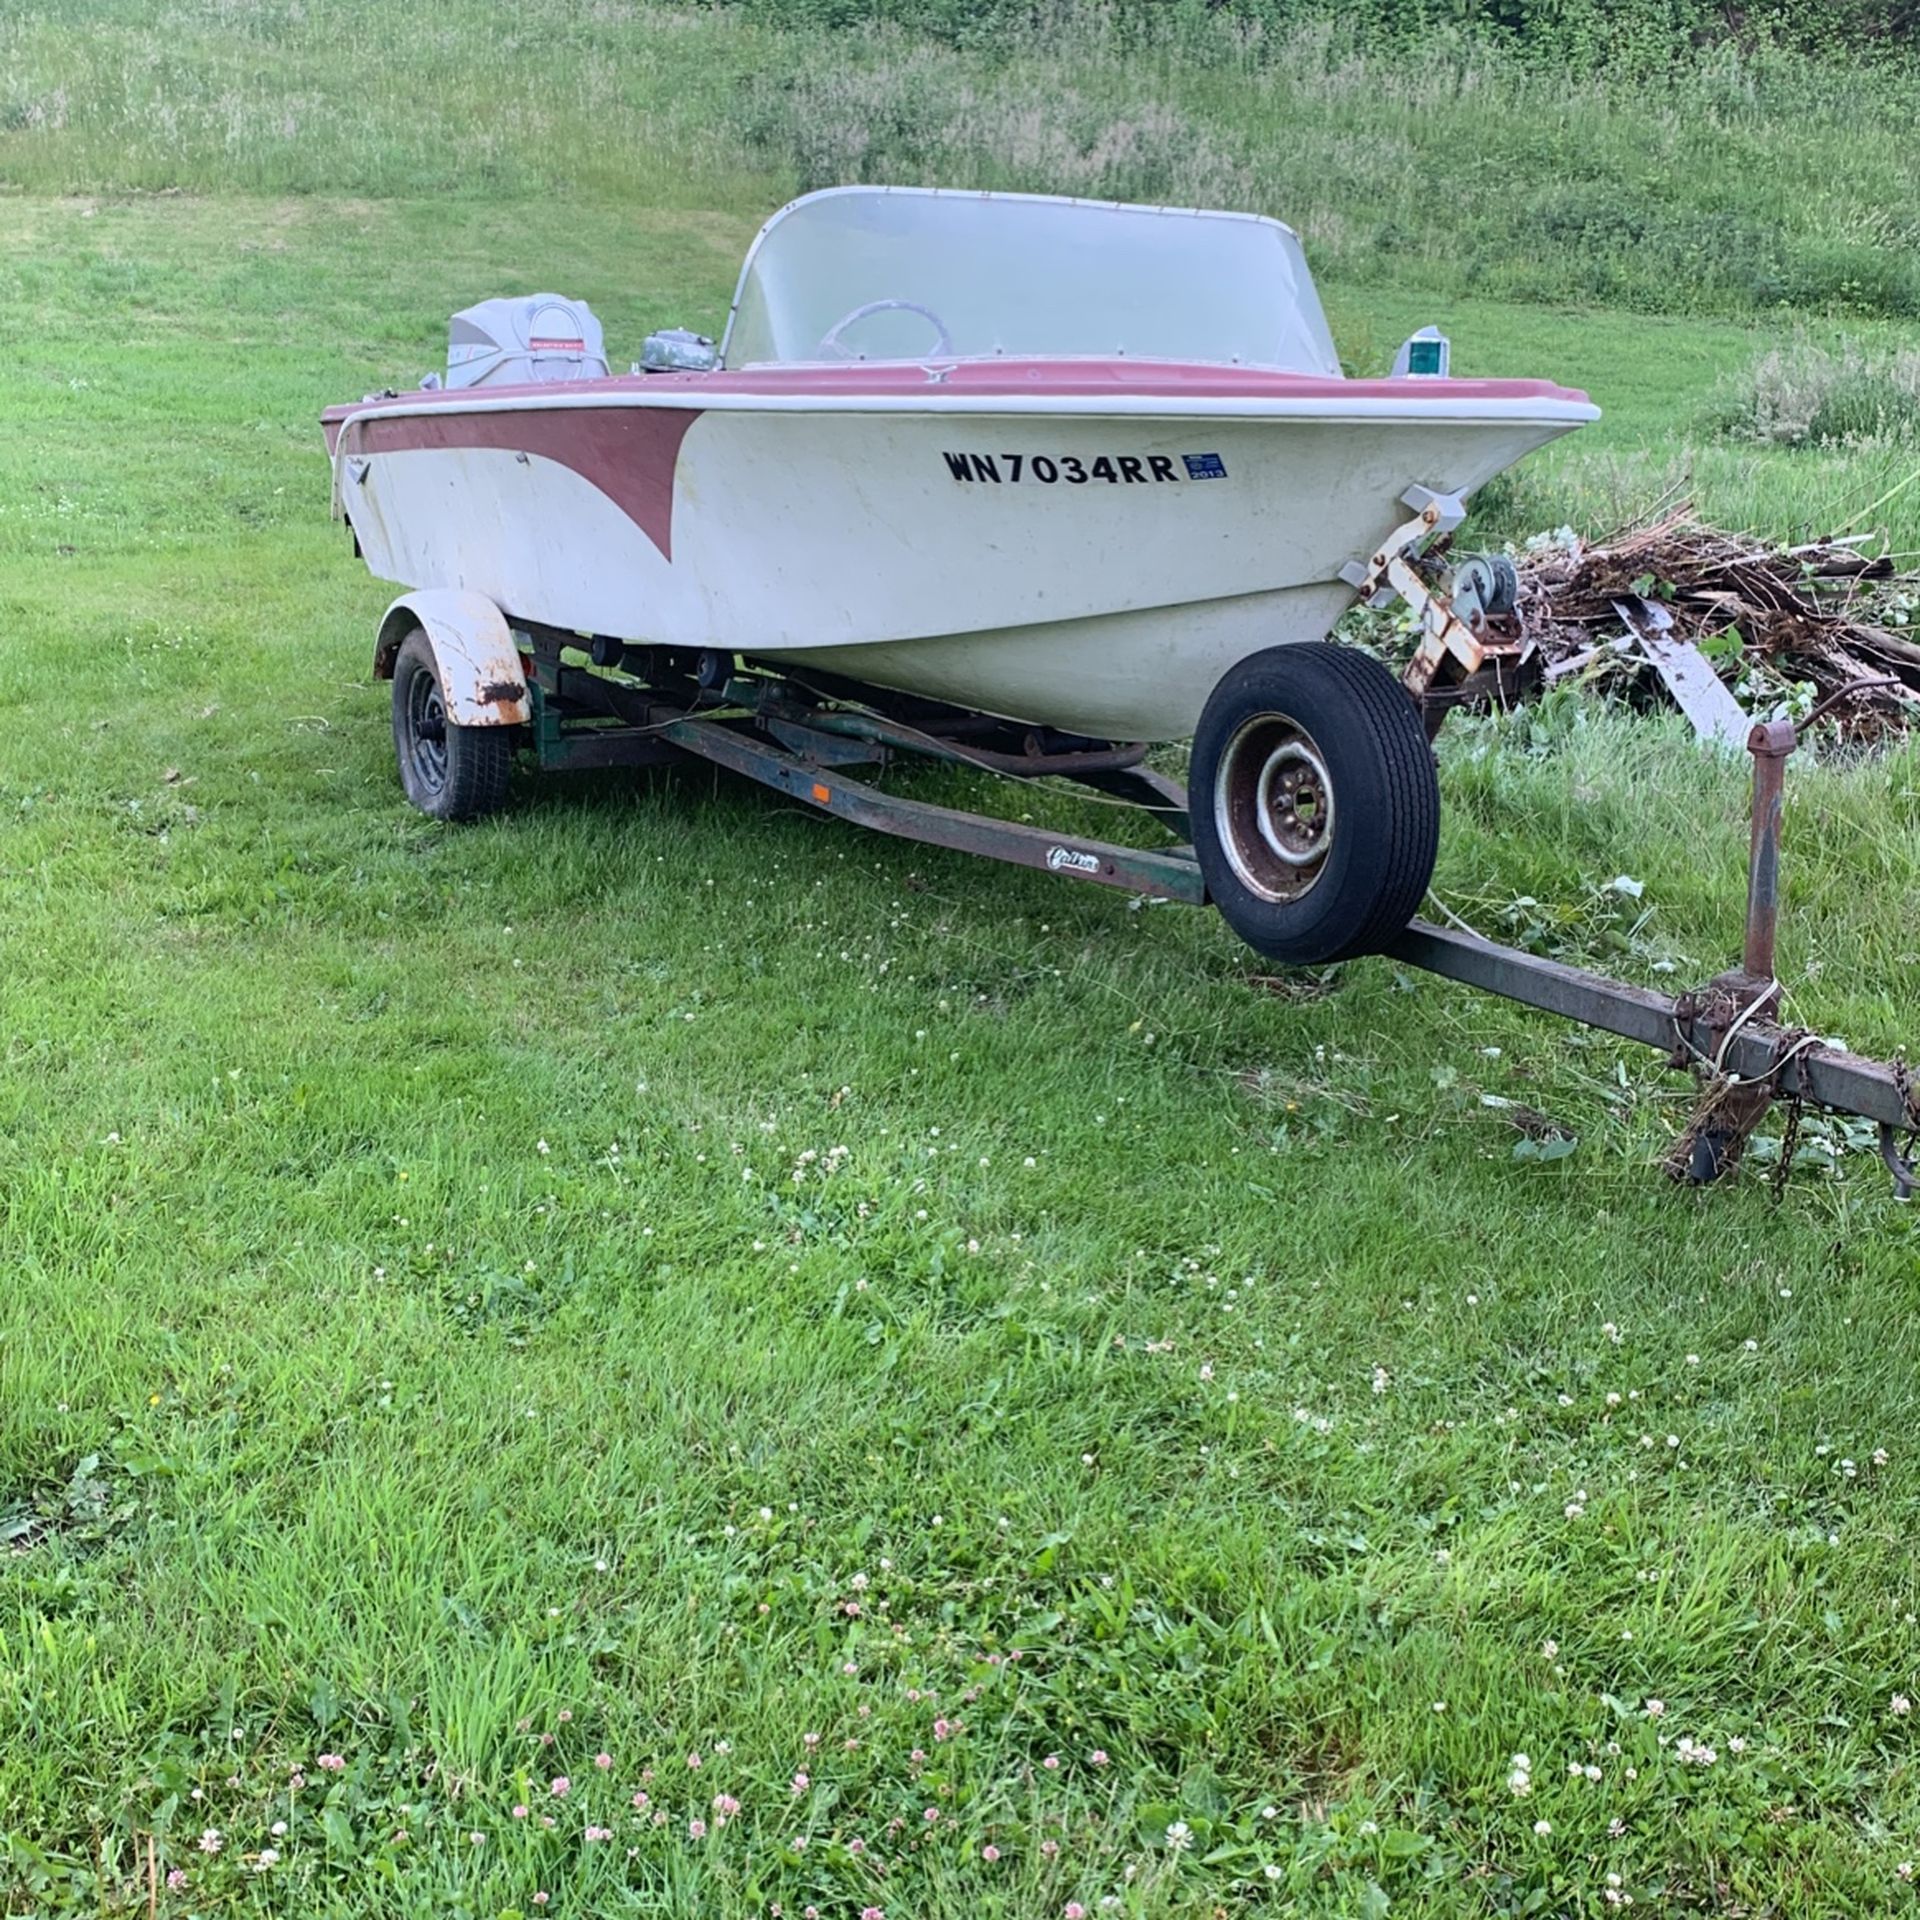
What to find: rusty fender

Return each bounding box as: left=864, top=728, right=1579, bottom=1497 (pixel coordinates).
left=373, top=589, right=531, bottom=727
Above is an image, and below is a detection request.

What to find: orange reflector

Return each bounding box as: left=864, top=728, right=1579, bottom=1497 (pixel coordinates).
left=811, top=783, right=831, bottom=804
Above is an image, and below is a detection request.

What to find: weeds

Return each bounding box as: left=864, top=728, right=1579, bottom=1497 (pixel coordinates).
left=1708, top=335, right=1920, bottom=447
left=720, top=0, right=1920, bottom=64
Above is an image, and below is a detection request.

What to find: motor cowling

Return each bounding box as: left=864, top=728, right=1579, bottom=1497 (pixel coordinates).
left=444, top=295, right=608, bottom=389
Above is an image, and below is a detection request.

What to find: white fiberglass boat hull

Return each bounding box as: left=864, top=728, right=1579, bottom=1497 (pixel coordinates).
left=327, top=365, right=1594, bottom=741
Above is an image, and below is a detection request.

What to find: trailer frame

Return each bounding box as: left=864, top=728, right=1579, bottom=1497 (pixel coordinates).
left=504, top=625, right=1917, bottom=1196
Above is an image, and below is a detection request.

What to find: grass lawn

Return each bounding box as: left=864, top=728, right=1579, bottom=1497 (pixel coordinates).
left=3, top=40, right=1920, bottom=1920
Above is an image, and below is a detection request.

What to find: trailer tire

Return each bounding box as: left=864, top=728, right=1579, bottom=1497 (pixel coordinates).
left=392, top=628, right=513, bottom=822
left=1191, top=642, right=1438, bottom=965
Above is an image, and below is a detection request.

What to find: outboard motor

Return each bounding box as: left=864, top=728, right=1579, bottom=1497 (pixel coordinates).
left=444, top=295, right=608, bottom=389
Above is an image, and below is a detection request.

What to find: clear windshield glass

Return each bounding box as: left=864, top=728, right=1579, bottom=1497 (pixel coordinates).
left=722, top=187, right=1341, bottom=375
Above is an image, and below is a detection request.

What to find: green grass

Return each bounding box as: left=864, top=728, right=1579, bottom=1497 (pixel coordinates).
left=4, top=12, right=1920, bottom=1917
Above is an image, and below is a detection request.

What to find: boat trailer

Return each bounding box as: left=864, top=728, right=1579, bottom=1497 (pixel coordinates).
left=503, top=619, right=1917, bottom=1198
left=369, top=472, right=1914, bottom=1196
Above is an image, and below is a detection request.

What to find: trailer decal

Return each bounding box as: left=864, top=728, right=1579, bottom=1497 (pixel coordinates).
left=1046, top=846, right=1104, bottom=874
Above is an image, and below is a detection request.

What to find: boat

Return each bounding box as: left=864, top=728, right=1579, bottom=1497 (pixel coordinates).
left=322, top=185, right=1598, bottom=964
left=325, top=184, right=1594, bottom=742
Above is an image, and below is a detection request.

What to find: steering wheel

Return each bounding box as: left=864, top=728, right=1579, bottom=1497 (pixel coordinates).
left=816, top=298, right=954, bottom=361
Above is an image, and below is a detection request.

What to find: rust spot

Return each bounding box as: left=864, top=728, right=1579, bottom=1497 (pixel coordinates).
left=479, top=679, right=524, bottom=705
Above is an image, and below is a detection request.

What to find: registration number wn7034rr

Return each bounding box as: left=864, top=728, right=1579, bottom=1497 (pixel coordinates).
left=942, top=451, right=1228, bottom=485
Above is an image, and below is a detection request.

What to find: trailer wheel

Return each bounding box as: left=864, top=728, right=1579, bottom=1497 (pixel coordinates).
left=1191, top=642, right=1439, bottom=965
left=391, top=628, right=512, bottom=822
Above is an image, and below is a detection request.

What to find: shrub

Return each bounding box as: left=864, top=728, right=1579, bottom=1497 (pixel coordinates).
left=1706, top=336, right=1920, bottom=446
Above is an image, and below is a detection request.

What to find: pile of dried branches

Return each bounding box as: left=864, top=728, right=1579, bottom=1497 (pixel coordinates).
left=1512, top=509, right=1920, bottom=739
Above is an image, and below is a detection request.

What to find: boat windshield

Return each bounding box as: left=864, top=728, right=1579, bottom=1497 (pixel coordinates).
left=721, top=187, right=1341, bottom=375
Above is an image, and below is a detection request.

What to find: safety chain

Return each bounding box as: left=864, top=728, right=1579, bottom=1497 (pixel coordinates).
left=1758, top=1023, right=1820, bottom=1201
left=1770, top=1086, right=1804, bottom=1203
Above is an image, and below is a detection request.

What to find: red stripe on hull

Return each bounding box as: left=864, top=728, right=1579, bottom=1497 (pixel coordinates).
left=340, top=406, right=702, bottom=560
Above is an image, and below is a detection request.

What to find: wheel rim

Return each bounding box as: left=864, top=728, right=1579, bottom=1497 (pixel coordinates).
left=405, top=665, right=449, bottom=796
left=1213, top=711, right=1335, bottom=903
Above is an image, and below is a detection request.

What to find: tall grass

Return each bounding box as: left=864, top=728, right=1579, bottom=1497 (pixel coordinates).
left=718, top=19, right=1920, bottom=317
left=1707, top=334, right=1920, bottom=446
left=721, top=0, right=1920, bottom=64
left=3, top=0, right=1919, bottom=319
